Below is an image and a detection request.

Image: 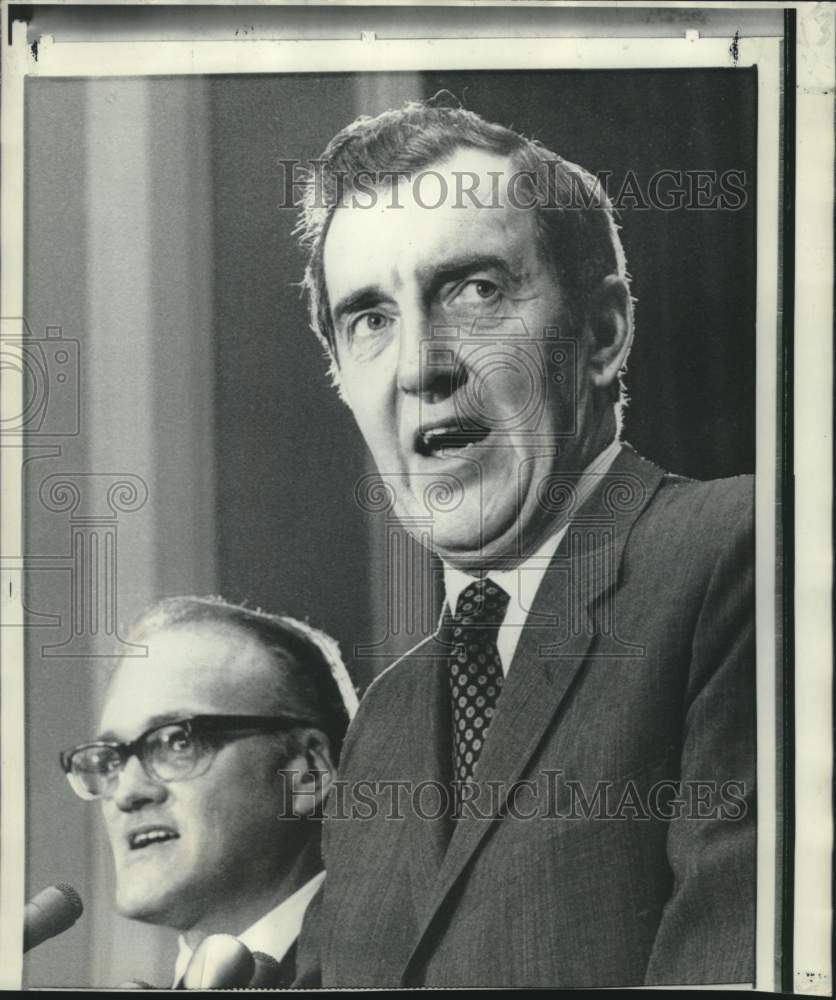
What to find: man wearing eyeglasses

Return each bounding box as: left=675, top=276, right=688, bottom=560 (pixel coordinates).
left=60, top=596, right=357, bottom=987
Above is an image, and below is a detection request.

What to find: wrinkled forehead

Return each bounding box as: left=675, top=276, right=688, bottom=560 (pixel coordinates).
left=323, top=148, right=539, bottom=299
left=331, top=145, right=522, bottom=209
left=99, top=624, right=282, bottom=739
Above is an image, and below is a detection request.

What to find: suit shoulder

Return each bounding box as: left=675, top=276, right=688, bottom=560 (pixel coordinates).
left=338, top=634, right=439, bottom=765
left=359, top=632, right=439, bottom=702
left=645, top=471, right=753, bottom=537
left=615, top=444, right=752, bottom=537
left=622, top=468, right=753, bottom=579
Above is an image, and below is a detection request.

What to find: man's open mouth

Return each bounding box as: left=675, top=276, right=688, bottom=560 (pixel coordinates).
left=415, top=422, right=492, bottom=457
left=128, top=827, right=179, bottom=850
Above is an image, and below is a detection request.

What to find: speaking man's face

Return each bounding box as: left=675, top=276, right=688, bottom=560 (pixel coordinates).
left=323, top=148, right=597, bottom=568
left=99, top=625, right=300, bottom=932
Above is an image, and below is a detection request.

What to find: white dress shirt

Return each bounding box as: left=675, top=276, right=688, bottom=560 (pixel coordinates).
left=443, top=439, right=622, bottom=675
left=172, top=869, right=325, bottom=986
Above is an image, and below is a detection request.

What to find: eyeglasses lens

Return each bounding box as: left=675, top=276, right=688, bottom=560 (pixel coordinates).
left=67, top=723, right=210, bottom=799
left=145, top=723, right=203, bottom=781
left=69, top=745, right=122, bottom=799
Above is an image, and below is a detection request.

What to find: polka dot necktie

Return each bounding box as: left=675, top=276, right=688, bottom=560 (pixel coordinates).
left=446, top=577, right=511, bottom=790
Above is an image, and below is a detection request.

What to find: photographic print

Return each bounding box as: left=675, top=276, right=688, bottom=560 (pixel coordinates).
left=0, top=3, right=830, bottom=993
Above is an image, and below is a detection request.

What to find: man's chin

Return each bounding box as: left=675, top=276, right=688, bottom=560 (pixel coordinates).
left=115, top=885, right=187, bottom=928
left=430, top=518, right=527, bottom=571
left=395, top=484, right=554, bottom=569
left=115, top=897, right=165, bottom=924
left=428, top=501, right=560, bottom=571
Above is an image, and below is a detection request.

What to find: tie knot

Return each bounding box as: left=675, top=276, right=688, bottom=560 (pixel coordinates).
left=452, top=577, right=510, bottom=628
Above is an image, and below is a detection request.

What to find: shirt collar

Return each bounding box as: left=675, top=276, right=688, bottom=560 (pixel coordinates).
left=443, top=438, right=623, bottom=617
left=173, top=870, right=325, bottom=986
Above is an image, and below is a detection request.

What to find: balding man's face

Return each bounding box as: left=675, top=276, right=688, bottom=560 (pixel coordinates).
left=324, top=148, right=597, bottom=568
left=98, top=625, right=299, bottom=933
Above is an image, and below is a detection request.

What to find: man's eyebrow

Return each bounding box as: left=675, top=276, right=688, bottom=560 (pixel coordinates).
left=331, top=255, right=527, bottom=328
left=421, top=253, right=523, bottom=292
left=96, top=711, right=192, bottom=742
left=331, top=286, right=392, bottom=328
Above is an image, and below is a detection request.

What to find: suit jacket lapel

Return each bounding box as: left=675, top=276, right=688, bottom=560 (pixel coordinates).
left=408, top=542, right=585, bottom=960
left=401, top=444, right=666, bottom=982
left=402, top=631, right=456, bottom=916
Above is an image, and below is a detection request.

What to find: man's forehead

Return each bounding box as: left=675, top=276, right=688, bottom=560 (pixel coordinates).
left=323, top=148, right=537, bottom=294
left=404, top=146, right=520, bottom=195
left=99, top=624, right=281, bottom=737
left=332, top=146, right=524, bottom=223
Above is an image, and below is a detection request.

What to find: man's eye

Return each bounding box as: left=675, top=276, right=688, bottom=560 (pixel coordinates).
left=458, top=279, right=500, bottom=304
left=85, top=748, right=120, bottom=774
left=475, top=280, right=498, bottom=299
left=101, top=752, right=123, bottom=774
left=351, top=312, right=389, bottom=338
left=160, top=728, right=193, bottom=754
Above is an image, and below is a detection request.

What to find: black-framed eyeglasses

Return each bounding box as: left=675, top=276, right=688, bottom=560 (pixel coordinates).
left=59, top=714, right=315, bottom=801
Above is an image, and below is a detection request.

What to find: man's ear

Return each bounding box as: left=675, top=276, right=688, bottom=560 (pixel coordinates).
left=585, top=275, right=633, bottom=390
left=285, top=730, right=336, bottom=818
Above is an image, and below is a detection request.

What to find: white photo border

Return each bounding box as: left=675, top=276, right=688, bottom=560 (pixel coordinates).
left=0, top=6, right=824, bottom=992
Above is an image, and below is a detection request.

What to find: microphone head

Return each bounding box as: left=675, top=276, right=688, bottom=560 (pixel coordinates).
left=182, top=934, right=254, bottom=989
left=250, top=950, right=283, bottom=988
left=52, top=883, right=84, bottom=918
left=23, top=883, right=84, bottom=952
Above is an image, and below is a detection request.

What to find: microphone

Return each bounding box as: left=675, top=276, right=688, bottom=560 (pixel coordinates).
left=23, top=883, right=83, bottom=952
left=181, top=934, right=254, bottom=989
left=250, top=951, right=283, bottom=987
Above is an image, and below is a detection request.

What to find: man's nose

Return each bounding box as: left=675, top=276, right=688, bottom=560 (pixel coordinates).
left=111, top=754, right=167, bottom=812
left=396, top=311, right=467, bottom=401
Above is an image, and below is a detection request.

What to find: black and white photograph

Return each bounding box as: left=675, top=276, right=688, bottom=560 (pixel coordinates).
left=0, top=2, right=831, bottom=993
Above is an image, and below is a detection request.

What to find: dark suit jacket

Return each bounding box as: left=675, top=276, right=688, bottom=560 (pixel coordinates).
left=297, top=445, right=756, bottom=988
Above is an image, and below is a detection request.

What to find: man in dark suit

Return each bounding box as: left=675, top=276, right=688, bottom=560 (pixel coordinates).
left=294, top=101, right=755, bottom=987
left=59, top=596, right=357, bottom=987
